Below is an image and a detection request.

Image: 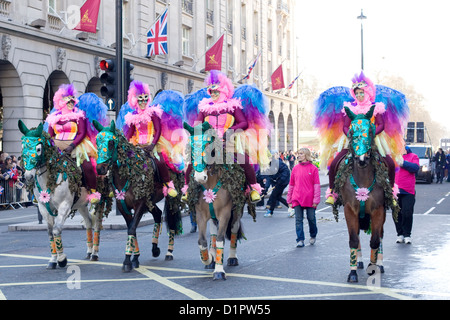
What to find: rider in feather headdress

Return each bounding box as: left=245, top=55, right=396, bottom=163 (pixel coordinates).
left=313, top=71, right=409, bottom=206
left=182, top=70, right=272, bottom=203
left=45, top=84, right=108, bottom=204
left=121, top=80, right=180, bottom=198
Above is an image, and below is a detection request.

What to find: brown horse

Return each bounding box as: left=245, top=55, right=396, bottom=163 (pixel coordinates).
left=334, top=105, right=397, bottom=283
left=94, top=120, right=183, bottom=272
left=184, top=122, right=248, bottom=280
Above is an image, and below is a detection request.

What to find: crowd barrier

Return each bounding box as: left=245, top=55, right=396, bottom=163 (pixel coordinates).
left=0, top=178, right=31, bottom=210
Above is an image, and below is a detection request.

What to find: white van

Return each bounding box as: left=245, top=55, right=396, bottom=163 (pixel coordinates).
left=407, top=145, right=434, bottom=183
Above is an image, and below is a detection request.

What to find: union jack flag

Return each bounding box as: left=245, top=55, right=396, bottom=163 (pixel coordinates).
left=287, top=72, right=302, bottom=90
left=241, top=51, right=261, bottom=81
left=147, top=8, right=168, bottom=56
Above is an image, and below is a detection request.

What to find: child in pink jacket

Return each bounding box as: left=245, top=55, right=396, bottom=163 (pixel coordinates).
left=287, top=148, right=320, bottom=247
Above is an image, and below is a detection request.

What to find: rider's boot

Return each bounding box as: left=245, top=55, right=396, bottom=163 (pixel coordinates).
left=163, top=181, right=178, bottom=198
left=325, top=188, right=337, bottom=206
left=249, top=183, right=262, bottom=203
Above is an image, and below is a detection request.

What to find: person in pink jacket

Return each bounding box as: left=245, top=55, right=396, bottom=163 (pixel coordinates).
left=393, top=145, right=420, bottom=244
left=287, top=148, right=321, bottom=247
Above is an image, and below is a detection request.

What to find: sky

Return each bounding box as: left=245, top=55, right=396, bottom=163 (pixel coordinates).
left=295, top=0, right=450, bottom=128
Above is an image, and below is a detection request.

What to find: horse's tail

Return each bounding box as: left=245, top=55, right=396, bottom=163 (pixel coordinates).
left=163, top=199, right=183, bottom=236
left=225, top=210, right=244, bottom=241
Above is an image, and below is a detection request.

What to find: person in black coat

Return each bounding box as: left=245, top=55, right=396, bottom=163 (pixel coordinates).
left=434, top=148, right=446, bottom=183
left=264, top=153, right=291, bottom=217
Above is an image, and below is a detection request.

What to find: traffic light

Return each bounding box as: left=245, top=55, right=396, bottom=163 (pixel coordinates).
left=99, top=59, right=117, bottom=102
left=125, top=60, right=134, bottom=91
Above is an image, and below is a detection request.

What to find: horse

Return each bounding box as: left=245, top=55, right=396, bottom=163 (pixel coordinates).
left=184, top=122, right=251, bottom=281
left=93, top=120, right=183, bottom=273
left=18, top=120, right=107, bottom=269
left=333, top=105, right=398, bottom=283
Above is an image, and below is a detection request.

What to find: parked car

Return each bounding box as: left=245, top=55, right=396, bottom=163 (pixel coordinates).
left=408, top=145, right=435, bottom=183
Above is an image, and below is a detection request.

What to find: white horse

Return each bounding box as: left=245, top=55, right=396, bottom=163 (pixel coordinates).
left=19, top=120, right=104, bottom=269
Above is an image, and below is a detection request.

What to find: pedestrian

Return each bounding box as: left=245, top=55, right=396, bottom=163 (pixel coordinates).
left=264, top=152, right=290, bottom=217
left=434, top=148, right=446, bottom=183
left=287, top=150, right=296, bottom=171
left=287, top=148, right=320, bottom=247
left=189, top=212, right=197, bottom=233
left=445, top=149, right=450, bottom=182
left=394, top=145, right=420, bottom=244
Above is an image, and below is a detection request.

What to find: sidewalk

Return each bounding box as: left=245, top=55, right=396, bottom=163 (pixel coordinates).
left=7, top=173, right=328, bottom=232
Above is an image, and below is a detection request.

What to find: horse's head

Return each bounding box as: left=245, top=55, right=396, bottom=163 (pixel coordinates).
left=345, top=105, right=376, bottom=168
left=93, top=120, right=119, bottom=175
left=18, top=120, right=47, bottom=182
left=184, top=121, right=214, bottom=184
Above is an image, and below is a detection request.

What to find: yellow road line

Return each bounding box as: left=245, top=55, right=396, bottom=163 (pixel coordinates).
left=0, top=290, right=6, bottom=300
left=2, top=253, right=449, bottom=300
left=136, top=267, right=209, bottom=300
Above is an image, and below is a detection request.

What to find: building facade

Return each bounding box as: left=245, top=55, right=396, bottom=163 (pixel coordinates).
left=0, top=0, right=299, bottom=156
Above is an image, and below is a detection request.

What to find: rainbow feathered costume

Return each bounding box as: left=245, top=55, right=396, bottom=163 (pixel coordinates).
left=116, top=81, right=186, bottom=173
left=313, top=72, right=409, bottom=171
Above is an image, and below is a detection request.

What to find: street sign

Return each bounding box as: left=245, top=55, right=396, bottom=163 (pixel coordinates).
left=106, top=98, right=116, bottom=111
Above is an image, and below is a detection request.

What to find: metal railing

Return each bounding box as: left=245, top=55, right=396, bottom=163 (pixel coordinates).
left=0, top=178, right=30, bottom=210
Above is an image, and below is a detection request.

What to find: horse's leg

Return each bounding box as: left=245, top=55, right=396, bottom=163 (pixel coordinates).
left=91, top=209, right=103, bottom=261
left=163, top=200, right=182, bottom=261
left=52, top=202, right=73, bottom=268
left=367, top=207, right=386, bottom=275
left=122, top=203, right=145, bottom=272
left=77, top=203, right=94, bottom=260
left=213, top=213, right=232, bottom=281
left=150, top=205, right=163, bottom=258
left=357, top=240, right=364, bottom=269
left=197, top=215, right=213, bottom=267
left=47, top=220, right=58, bottom=270
left=344, top=204, right=359, bottom=283
left=205, top=220, right=217, bottom=269
left=165, top=230, right=175, bottom=261
left=227, top=216, right=240, bottom=267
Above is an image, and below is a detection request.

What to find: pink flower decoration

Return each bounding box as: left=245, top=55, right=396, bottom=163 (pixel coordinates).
left=39, top=191, right=51, bottom=203
left=203, top=189, right=216, bottom=203
left=181, top=184, right=189, bottom=194
left=355, top=188, right=370, bottom=202
left=115, top=190, right=126, bottom=201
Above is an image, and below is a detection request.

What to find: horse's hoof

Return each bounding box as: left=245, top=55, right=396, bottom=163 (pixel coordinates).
left=90, top=254, right=99, bottom=261
left=357, top=261, right=364, bottom=269
left=47, top=262, right=57, bottom=270
left=227, top=257, right=239, bottom=266
left=213, top=272, right=227, bottom=281
left=367, top=263, right=384, bottom=275
left=57, top=258, right=68, bottom=268
left=131, top=260, right=139, bottom=269
left=347, top=270, right=358, bottom=283
left=205, top=261, right=215, bottom=269
left=85, top=253, right=92, bottom=260
left=122, top=263, right=133, bottom=273
left=165, top=254, right=173, bottom=261
left=152, top=247, right=161, bottom=258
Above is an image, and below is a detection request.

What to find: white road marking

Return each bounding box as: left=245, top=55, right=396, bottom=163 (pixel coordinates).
left=424, top=207, right=435, bottom=215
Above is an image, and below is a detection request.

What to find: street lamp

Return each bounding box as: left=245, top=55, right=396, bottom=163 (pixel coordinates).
left=357, top=9, right=367, bottom=70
